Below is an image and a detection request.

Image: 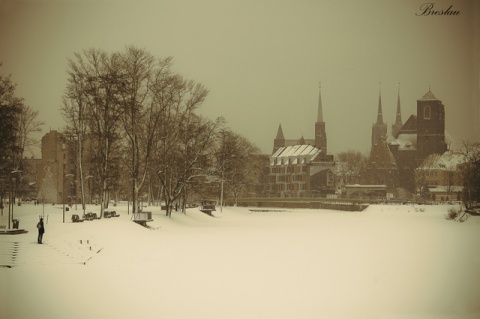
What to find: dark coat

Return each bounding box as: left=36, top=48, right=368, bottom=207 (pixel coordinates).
left=37, top=220, right=45, bottom=234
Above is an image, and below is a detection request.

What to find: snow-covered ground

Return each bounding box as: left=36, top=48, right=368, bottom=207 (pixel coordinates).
left=1, top=202, right=479, bottom=319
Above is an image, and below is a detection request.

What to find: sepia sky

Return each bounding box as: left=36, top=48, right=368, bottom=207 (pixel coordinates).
left=0, top=0, right=478, bottom=157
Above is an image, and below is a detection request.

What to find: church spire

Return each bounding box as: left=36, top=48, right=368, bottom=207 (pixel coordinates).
left=371, top=82, right=387, bottom=148
left=395, top=83, right=402, bottom=125
left=315, top=82, right=327, bottom=155
left=275, top=123, right=285, bottom=140
left=317, top=82, right=323, bottom=122
left=376, top=83, right=384, bottom=124
left=273, top=123, right=286, bottom=154
left=392, top=83, right=403, bottom=139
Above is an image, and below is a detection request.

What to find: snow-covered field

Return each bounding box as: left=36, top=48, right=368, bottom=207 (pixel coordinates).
left=1, top=202, right=479, bottom=319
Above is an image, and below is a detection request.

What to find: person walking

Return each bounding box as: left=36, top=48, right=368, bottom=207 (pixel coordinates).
left=37, top=217, right=45, bottom=244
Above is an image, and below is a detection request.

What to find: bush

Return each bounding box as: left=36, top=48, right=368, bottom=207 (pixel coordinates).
left=445, top=207, right=460, bottom=220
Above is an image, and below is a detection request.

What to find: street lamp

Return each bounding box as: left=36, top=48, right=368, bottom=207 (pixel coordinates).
left=63, top=173, right=74, bottom=223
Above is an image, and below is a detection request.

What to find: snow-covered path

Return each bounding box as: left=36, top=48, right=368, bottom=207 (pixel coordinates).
left=1, top=203, right=479, bottom=319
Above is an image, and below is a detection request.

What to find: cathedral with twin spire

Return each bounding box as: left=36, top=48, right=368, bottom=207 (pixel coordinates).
left=269, top=82, right=450, bottom=198
left=367, top=85, right=448, bottom=193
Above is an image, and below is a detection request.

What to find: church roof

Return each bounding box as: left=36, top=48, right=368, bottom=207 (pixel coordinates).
left=285, top=138, right=315, bottom=147
left=271, top=144, right=323, bottom=166
left=275, top=124, right=285, bottom=140
left=418, top=89, right=439, bottom=101
left=399, top=114, right=417, bottom=134
left=272, top=144, right=321, bottom=159
left=369, top=138, right=397, bottom=166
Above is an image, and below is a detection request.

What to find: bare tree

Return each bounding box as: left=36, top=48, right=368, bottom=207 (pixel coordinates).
left=152, top=75, right=219, bottom=217
left=65, top=49, right=125, bottom=216
left=118, top=47, right=162, bottom=215
left=336, top=150, right=367, bottom=186
left=460, top=141, right=480, bottom=208
left=215, top=129, right=261, bottom=207
left=0, top=66, right=29, bottom=171
left=16, top=104, right=44, bottom=159
left=62, top=60, right=90, bottom=215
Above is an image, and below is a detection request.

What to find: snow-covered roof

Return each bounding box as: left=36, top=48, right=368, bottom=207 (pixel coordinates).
left=270, top=144, right=321, bottom=166
left=428, top=185, right=463, bottom=193
left=272, top=144, right=320, bottom=158
left=284, top=138, right=315, bottom=147
left=417, top=151, right=466, bottom=171
left=391, top=133, right=417, bottom=150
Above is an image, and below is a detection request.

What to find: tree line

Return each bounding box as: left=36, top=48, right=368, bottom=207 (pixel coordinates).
left=61, top=46, right=265, bottom=217
left=0, top=62, right=44, bottom=209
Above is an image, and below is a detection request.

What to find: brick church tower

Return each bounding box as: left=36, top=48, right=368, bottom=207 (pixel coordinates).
left=416, top=89, right=447, bottom=163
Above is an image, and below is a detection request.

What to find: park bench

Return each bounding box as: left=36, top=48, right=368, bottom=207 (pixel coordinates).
left=104, top=210, right=120, bottom=218
left=199, top=204, right=216, bottom=216
left=71, top=214, right=84, bottom=223
left=132, top=211, right=153, bottom=227
left=83, top=212, right=99, bottom=221
left=104, top=211, right=112, bottom=218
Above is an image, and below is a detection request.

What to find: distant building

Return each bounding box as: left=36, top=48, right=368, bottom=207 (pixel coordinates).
left=36, top=130, right=77, bottom=204
left=415, top=150, right=465, bottom=200
left=389, top=89, right=449, bottom=193
left=22, top=157, right=41, bottom=200
left=366, top=86, right=400, bottom=192
left=269, top=85, right=335, bottom=197
left=363, top=137, right=399, bottom=191
left=363, top=87, right=452, bottom=195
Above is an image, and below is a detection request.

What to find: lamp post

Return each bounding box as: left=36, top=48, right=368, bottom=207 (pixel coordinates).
left=63, top=173, right=74, bottom=223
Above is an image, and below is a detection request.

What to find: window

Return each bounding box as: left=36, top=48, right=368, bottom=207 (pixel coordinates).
left=424, top=105, right=431, bottom=120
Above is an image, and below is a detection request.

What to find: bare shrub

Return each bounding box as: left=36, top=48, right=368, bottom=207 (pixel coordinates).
left=445, top=207, right=460, bottom=220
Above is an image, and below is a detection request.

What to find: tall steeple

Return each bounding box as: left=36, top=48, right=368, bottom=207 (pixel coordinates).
left=392, top=83, right=403, bottom=138
left=273, top=123, right=285, bottom=154
left=275, top=123, right=285, bottom=140
left=317, top=82, right=323, bottom=122
left=376, top=85, right=384, bottom=124
left=371, top=83, right=388, bottom=149
left=315, top=82, right=327, bottom=155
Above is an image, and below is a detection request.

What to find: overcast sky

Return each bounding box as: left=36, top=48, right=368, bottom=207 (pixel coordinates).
left=1, top=0, right=478, bottom=157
